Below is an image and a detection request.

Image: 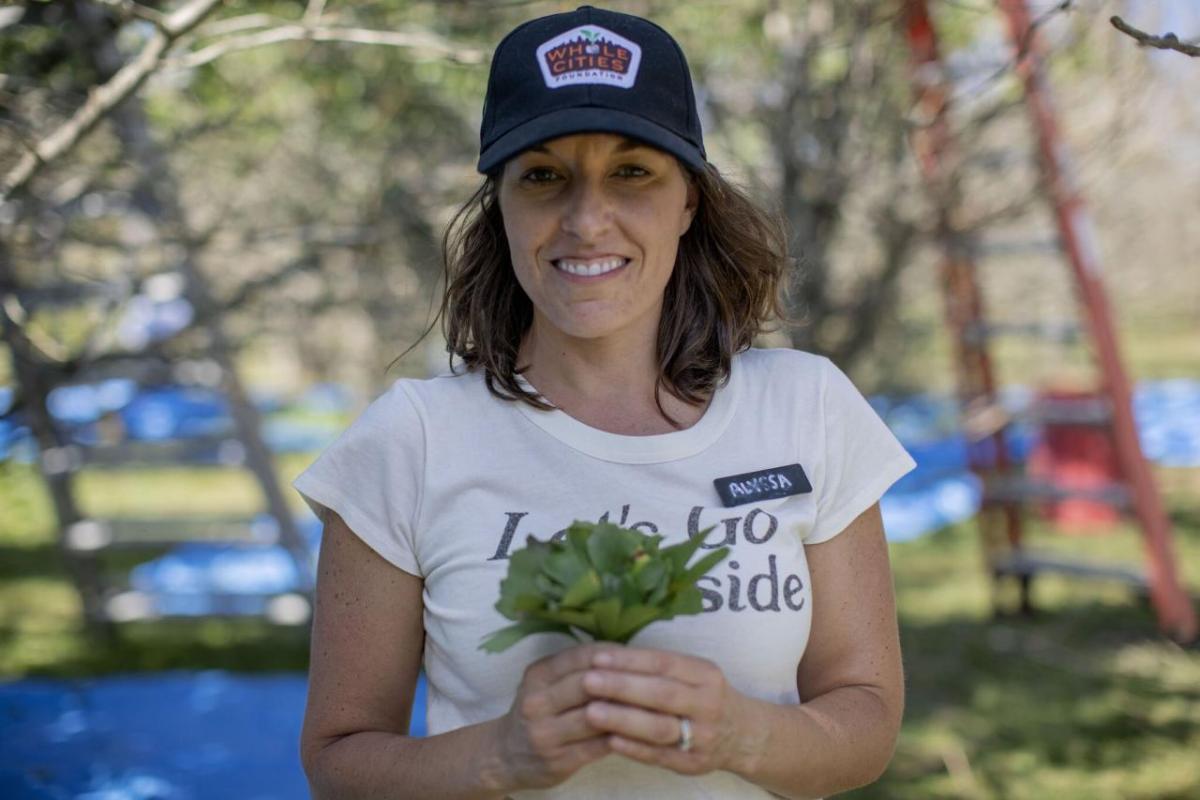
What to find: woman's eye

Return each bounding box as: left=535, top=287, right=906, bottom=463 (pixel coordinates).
left=614, top=164, right=651, bottom=178
left=521, top=167, right=560, bottom=184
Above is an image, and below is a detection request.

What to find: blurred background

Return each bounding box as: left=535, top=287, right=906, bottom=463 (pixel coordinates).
left=1, top=0, right=1197, bottom=797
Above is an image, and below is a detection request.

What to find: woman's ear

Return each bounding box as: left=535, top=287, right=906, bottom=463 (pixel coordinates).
left=679, top=171, right=700, bottom=236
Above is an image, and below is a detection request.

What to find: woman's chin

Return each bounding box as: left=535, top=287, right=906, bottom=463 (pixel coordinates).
left=536, top=313, right=658, bottom=346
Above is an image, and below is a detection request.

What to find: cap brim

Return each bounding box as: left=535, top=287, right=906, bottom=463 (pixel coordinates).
left=477, top=106, right=707, bottom=174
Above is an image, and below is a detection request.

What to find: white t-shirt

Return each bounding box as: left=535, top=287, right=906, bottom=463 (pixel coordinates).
left=293, top=347, right=915, bottom=799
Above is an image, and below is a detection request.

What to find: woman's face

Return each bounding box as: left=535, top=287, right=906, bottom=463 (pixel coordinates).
left=497, top=133, right=698, bottom=349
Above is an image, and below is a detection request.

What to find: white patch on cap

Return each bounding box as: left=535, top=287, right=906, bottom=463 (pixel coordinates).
left=536, top=25, right=642, bottom=90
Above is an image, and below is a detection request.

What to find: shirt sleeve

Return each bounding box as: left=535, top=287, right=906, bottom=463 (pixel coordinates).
left=806, top=357, right=917, bottom=544
left=292, top=380, right=425, bottom=576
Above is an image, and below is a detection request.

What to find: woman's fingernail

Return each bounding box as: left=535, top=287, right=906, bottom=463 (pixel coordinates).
left=594, top=652, right=613, bottom=667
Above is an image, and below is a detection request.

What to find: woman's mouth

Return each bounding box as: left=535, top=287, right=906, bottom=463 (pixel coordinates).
left=552, top=256, right=630, bottom=278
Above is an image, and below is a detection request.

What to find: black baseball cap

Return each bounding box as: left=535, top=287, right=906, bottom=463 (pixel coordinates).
left=477, top=5, right=707, bottom=174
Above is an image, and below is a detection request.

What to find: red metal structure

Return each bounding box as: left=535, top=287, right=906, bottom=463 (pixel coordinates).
left=902, top=0, right=1197, bottom=643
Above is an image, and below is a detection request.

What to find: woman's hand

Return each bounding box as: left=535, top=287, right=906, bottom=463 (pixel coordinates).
left=580, top=646, right=766, bottom=777
left=492, top=643, right=614, bottom=792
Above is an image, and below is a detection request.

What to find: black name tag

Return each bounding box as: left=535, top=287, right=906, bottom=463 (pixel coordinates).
left=713, top=464, right=813, bottom=508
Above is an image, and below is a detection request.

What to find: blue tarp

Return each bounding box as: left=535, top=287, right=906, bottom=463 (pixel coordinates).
left=124, top=518, right=321, bottom=618
left=5, top=379, right=1200, bottom=466
left=869, top=380, right=1200, bottom=540
left=60, top=379, right=1200, bottom=613
left=2, top=382, right=343, bottom=461
left=1133, top=379, right=1200, bottom=466
left=0, top=672, right=428, bottom=799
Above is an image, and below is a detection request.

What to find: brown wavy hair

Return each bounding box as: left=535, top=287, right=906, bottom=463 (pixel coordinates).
left=435, top=162, right=789, bottom=426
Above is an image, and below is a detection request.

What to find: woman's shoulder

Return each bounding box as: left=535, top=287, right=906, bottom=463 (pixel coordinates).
left=337, top=369, right=489, bottom=445
left=731, top=348, right=848, bottom=415
left=383, top=366, right=487, bottom=413
left=735, top=346, right=832, bottom=382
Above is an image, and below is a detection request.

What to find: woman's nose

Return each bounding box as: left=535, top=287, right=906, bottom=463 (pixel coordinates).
left=559, top=179, right=613, bottom=240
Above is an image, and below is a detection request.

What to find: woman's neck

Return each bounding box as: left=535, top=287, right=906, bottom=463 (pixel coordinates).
left=517, top=325, right=707, bottom=434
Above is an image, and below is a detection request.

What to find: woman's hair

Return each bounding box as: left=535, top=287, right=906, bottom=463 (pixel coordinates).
left=436, top=162, right=789, bottom=426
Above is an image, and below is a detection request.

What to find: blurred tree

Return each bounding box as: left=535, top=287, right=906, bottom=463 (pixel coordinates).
left=756, top=0, right=920, bottom=368
left=678, top=0, right=975, bottom=372
left=2, top=0, right=1191, bottom=401
left=0, top=0, right=489, bottom=392
left=0, top=0, right=500, bottom=628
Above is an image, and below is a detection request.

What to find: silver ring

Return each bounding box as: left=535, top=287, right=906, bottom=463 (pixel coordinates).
left=677, top=716, right=694, bottom=752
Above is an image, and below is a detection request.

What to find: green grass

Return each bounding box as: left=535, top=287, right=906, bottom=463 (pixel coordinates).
left=1, top=459, right=1199, bottom=798
left=0, top=455, right=316, bottom=678
left=847, top=472, right=1200, bottom=799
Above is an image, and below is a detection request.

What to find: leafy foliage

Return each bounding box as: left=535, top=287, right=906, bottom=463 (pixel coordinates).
left=480, top=520, right=728, bottom=652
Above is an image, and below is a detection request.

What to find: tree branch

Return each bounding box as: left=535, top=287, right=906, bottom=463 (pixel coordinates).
left=220, top=251, right=321, bottom=313
left=1, top=0, right=484, bottom=201
left=0, top=0, right=225, bottom=202
left=92, top=0, right=168, bottom=28
left=1110, top=16, right=1200, bottom=57
left=193, top=12, right=284, bottom=38
left=167, top=23, right=486, bottom=70
left=303, top=0, right=326, bottom=27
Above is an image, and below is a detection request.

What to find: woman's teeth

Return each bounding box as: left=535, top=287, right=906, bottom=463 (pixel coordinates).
left=554, top=257, right=627, bottom=277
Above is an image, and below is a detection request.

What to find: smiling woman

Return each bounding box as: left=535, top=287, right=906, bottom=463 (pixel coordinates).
left=293, top=5, right=917, bottom=800
left=443, top=144, right=785, bottom=428
left=499, top=134, right=696, bottom=351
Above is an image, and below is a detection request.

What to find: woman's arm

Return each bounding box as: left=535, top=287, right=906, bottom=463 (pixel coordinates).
left=301, top=511, right=612, bottom=799
left=579, top=503, right=903, bottom=799
left=737, top=501, right=904, bottom=796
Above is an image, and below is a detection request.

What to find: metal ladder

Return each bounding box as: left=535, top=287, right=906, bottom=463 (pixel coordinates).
left=901, top=0, right=1196, bottom=643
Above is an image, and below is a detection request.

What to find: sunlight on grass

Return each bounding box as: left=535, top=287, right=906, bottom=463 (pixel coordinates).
left=849, top=473, right=1200, bottom=799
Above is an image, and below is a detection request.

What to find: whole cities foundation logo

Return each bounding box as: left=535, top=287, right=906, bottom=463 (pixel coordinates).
left=536, top=25, right=643, bottom=89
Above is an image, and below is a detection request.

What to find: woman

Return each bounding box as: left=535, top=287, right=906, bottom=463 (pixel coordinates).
left=294, top=6, right=915, bottom=798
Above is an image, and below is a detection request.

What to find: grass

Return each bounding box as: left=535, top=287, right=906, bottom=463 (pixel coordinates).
left=848, top=470, right=1200, bottom=799
left=1, top=458, right=1199, bottom=798
left=0, top=454, right=316, bottom=677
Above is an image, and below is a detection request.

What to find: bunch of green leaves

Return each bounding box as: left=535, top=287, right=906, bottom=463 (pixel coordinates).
left=480, top=521, right=729, bottom=653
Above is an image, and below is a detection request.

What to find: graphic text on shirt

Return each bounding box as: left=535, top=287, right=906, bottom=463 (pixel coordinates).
left=487, top=503, right=805, bottom=615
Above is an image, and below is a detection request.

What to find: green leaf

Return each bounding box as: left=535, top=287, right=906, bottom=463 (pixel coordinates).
left=617, top=573, right=643, bottom=607
left=680, top=546, right=730, bottom=585
left=497, top=588, right=546, bottom=619
left=560, top=570, right=602, bottom=608
left=544, top=549, right=588, bottom=588
left=661, top=525, right=717, bottom=574
left=601, top=572, right=623, bottom=597
left=484, top=520, right=729, bottom=650
left=534, top=572, right=564, bottom=600
left=591, top=596, right=623, bottom=640
left=634, top=559, right=667, bottom=593
left=499, top=562, right=538, bottom=598
left=611, top=604, right=666, bottom=643
left=511, top=536, right=551, bottom=574
left=500, top=539, right=550, bottom=597
left=532, top=607, right=596, bottom=632
left=646, top=570, right=670, bottom=606
left=668, top=586, right=703, bottom=616
left=565, top=523, right=592, bottom=558
left=512, top=592, right=545, bottom=612
left=479, top=619, right=574, bottom=653
left=586, top=525, right=640, bottom=573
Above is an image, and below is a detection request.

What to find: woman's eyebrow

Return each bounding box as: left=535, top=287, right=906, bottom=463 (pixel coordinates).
left=615, top=139, right=652, bottom=153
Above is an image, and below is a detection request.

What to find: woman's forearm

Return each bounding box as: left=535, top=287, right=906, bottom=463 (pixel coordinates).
left=306, top=717, right=515, bottom=800
left=732, top=685, right=902, bottom=800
